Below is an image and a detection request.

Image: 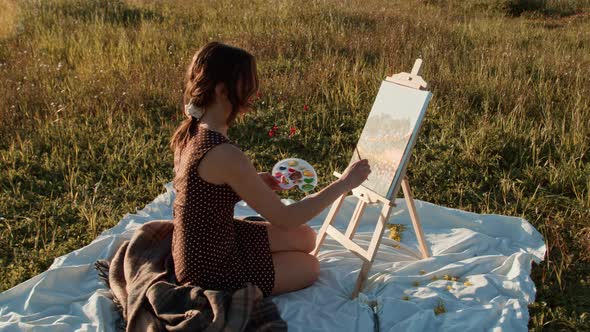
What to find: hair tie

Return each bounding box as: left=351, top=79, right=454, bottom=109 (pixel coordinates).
left=185, top=103, right=204, bottom=120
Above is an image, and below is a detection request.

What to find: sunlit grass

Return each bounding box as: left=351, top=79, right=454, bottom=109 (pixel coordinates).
left=0, top=0, right=20, bottom=39
left=0, top=0, right=589, bottom=329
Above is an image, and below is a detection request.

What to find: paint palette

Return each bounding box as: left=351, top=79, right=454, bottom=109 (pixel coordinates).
left=272, top=158, right=318, bottom=192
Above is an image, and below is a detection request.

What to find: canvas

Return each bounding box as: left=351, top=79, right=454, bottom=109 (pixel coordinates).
left=350, top=81, right=432, bottom=200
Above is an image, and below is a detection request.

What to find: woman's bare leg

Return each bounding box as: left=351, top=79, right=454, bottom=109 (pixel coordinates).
left=265, top=223, right=317, bottom=253
left=242, top=221, right=320, bottom=294
left=271, top=251, right=320, bottom=295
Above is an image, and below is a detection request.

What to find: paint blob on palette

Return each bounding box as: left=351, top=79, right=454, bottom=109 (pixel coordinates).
left=271, top=158, right=318, bottom=192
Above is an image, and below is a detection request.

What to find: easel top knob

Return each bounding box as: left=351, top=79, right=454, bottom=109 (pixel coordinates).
left=385, top=59, right=428, bottom=90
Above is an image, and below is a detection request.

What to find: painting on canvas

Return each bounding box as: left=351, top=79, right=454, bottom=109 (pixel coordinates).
left=350, top=80, right=432, bottom=200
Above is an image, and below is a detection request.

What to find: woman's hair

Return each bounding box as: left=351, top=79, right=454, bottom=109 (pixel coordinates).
left=170, top=42, right=258, bottom=152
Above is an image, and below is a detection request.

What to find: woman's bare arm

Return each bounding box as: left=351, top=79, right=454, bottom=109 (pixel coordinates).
left=198, top=143, right=370, bottom=230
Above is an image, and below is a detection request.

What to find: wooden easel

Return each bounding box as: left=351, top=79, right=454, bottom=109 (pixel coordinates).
left=311, top=59, right=431, bottom=299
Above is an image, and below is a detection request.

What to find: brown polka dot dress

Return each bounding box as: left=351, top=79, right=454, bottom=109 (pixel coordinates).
left=172, top=126, right=275, bottom=297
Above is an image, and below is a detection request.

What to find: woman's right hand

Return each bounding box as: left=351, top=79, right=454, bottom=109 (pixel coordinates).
left=339, top=159, right=371, bottom=192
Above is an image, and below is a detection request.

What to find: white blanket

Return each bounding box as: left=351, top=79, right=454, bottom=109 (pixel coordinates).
left=0, top=183, right=545, bottom=331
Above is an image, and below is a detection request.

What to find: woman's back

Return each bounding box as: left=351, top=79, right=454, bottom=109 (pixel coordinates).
left=172, top=127, right=275, bottom=296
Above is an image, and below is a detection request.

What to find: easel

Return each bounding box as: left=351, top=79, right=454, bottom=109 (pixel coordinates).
left=311, top=59, right=431, bottom=299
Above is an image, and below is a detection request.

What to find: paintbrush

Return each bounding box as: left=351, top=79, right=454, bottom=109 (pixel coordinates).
left=355, top=147, right=362, bottom=160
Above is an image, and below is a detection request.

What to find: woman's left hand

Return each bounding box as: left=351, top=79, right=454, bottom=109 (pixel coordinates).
left=259, top=172, right=284, bottom=191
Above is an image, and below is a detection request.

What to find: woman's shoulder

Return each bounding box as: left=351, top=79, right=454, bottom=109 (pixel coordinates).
left=202, top=139, right=244, bottom=163
left=194, top=136, right=248, bottom=185
left=176, top=128, right=244, bottom=166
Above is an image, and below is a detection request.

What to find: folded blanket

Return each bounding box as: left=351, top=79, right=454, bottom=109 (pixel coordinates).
left=96, top=220, right=286, bottom=332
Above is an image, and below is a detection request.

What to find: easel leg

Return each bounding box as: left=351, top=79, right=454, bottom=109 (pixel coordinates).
left=352, top=203, right=393, bottom=298
left=352, top=260, right=372, bottom=299
left=311, top=194, right=346, bottom=256
left=401, top=178, right=430, bottom=258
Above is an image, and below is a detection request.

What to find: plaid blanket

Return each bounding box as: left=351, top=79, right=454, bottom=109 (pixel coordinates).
left=95, top=220, right=287, bottom=332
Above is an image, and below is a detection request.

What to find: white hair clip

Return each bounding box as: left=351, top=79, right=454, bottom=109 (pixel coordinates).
left=184, top=102, right=204, bottom=120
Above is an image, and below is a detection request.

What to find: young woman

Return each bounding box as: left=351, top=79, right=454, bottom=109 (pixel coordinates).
left=170, top=42, right=371, bottom=297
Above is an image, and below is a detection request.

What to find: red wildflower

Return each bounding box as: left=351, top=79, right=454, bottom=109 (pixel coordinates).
left=269, top=124, right=278, bottom=137
left=303, top=105, right=309, bottom=111
left=289, top=126, right=296, bottom=137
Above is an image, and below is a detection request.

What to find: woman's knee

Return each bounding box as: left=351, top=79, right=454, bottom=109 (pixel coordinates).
left=307, top=254, right=320, bottom=282
left=298, top=225, right=317, bottom=253
left=271, top=252, right=320, bottom=295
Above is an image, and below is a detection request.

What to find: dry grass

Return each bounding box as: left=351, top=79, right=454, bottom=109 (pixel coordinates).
left=0, top=0, right=589, bottom=329
left=0, top=0, right=21, bottom=39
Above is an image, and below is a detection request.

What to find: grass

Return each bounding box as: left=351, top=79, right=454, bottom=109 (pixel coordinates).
left=0, top=0, right=588, bottom=329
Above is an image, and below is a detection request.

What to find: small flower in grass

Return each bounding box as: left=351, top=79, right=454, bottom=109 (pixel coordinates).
left=289, top=126, right=296, bottom=137
left=268, top=125, right=278, bottom=137
left=303, top=104, right=309, bottom=111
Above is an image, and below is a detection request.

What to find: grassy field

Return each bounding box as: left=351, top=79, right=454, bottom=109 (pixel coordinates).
left=1, top=0, right=588, bottom=329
